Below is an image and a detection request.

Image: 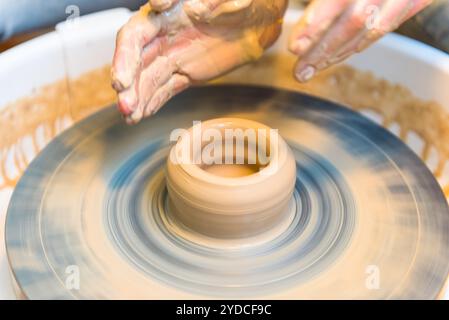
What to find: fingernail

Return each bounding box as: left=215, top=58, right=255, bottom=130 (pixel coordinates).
left=290, top=37, right=312, bottom=55
left=296, top=65, right=316, bottom=82
left=125, top=116, right=135, bottom=125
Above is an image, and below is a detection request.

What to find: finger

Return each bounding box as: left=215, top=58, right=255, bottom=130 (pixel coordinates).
left=143, top=73, right=190, bottom=117
left=141, top=37, right=168, bottom=67
left=343, top=0, right=432, bottom=56
left=294, top=0, right=432, bottom=81
left=117, top=85, right=138, bottom=117
left=126, top=56, right=177, bottom=124
left=184, top=0, right=252, bottom=21
left=116, top=37, right=168, bottom=117
left=111, top=4, right=161, bottom=91
left=288, top=0, right=352, bottom=56
left=293, top=0, right=385, bottom=80
left=149, top=0, right=179, bottom=12
left=377, top=0, right=419, bottom=31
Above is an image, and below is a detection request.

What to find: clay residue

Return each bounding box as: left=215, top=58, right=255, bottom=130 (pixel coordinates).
left=0, top=66, right=115, bottom=187
left=1, top=55, right=449, bottom=196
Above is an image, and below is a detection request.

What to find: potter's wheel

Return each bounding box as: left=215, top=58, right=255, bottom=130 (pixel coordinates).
left=6, top=85, right=449, bottom=299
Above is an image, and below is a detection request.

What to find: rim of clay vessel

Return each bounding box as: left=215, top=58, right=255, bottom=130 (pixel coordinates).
left=170, top=118, right=286, bottom=186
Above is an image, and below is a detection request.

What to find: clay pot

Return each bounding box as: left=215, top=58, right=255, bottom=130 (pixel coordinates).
left=166, top=118, right=296, bottom=239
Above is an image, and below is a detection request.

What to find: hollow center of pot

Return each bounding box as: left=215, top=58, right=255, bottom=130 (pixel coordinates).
left=196, top=135, right=270, bottom=178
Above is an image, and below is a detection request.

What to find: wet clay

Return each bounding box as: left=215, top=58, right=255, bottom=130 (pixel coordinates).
left=1, top=54, right=449, bottom=196
left=202, top=163, right=260, bottom=177
left=166, top=118, right=296, bottom=239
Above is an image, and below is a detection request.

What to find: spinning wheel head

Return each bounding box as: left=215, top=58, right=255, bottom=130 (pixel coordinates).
left=6, top=85, right=449, bottom=299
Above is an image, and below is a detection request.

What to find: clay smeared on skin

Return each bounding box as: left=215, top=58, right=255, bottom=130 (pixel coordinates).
left=214, top=53, right=449, bottom=193
left=1, top=55, right=449, bottom=196
left=0, top=66, right=115, bottom=188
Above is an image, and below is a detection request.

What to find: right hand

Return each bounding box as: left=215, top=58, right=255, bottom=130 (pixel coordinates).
left=111, top=0, right=287, bottom=124
left=289, top=0, right=432, bottom=82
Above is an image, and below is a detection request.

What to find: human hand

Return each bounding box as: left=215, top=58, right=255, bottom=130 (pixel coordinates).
left=289, top=0, right=432, bottom=82
left=111, top=0, right=286, bottom=124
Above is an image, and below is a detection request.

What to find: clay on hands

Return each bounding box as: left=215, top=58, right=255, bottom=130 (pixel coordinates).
left=289, top=0, right=433, bottom=82
left=111, top=0, right=287, bottom=124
